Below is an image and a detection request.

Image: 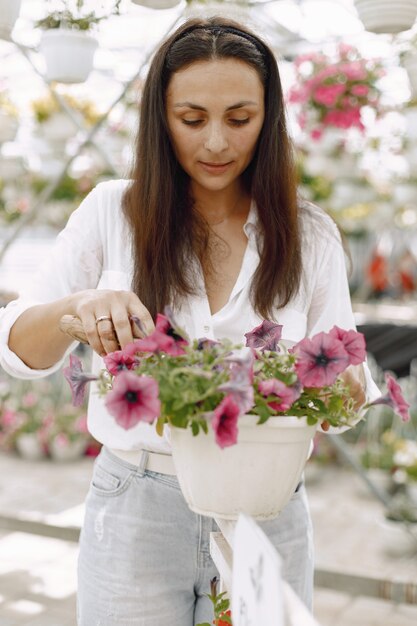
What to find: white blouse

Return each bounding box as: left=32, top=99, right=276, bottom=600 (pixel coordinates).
left=0, top=179, right=379, bottom=452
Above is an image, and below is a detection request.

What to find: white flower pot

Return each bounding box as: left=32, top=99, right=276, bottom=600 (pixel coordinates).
left=0, top=0, right=22, bottom=41
left=39, top=29, right=98, bottom=84
left=403, top=53, right=417, bottom=100
left=49, top=437, right=87, bottom=462
left=354, top=0, right=417, bottom=34
left=171, top=415, right=317, bottom=521
left=0, top=111, right=18, bottom=143
left=132, top=0, right=182, bottom=8
left=15, top=433, right=45, bottom=461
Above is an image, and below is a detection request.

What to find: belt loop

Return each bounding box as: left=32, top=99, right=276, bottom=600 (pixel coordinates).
left=136, top=449, right=149, bottom=477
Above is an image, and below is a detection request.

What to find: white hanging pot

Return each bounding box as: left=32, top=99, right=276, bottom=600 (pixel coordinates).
left=0, top=0, right=22, bottom=41
left=15, top=433, right=46, bottom=461
left=131, top=1, right=182, bottom=8
left=0, top=111, right=18, bottom=143
left=354, top=0, right=417, bottom=34
left=403, top=53, right=417, bottom=100
left=39, top=29, right=98, bottom=84
left=171, top=415, right=317, bottom=521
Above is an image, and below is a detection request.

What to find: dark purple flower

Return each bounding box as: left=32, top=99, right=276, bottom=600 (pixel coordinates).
left=244, top=320, right=283, bottom=352
left=258, top=378, right=302, bottom=412
left=367, top=373, right=410, bottom=422
left=329, top=326, right=366, bottom=366
left=218, top=348, right=255, bottom=412
left=197, top=337, right=220, bottom=350
left=104, top=350, right=139, bottom=376
left=105, top=372, right=161, bottom=430
left=211, top=395, right=241, bottom=448
left=293, top=332, right=349, bottom=387
left=63, top=354, right=98, bottom=407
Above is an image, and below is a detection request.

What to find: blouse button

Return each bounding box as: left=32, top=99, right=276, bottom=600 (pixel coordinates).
left=203, top=325, right=210, bottom=333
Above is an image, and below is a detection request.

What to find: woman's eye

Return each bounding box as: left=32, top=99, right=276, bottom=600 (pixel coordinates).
left=230, top=118, right=250, bottom=126
left=182, top=119, right=203, bottom=126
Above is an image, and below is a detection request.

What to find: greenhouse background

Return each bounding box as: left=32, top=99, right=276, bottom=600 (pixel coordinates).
left=0, top=1, right=417, bottom=625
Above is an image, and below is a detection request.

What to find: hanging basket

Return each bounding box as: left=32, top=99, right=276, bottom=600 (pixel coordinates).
left=354, top=0, right=417, bottom=34
left=171, top=415, right=317, bottom=521
left=39, top=29, right=98, bottom=84
left=0, top=0, right=22, bottom=41
left=131, top=1, right=182, bottom=8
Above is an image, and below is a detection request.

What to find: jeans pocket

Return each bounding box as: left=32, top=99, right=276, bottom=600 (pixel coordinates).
left=90, top=459, right=134, bottom=497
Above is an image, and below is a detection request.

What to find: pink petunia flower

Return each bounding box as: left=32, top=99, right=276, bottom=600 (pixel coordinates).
left=258, top=379, right=302, bottom=412
left=367, top=373, right=410, bottom=422
left=104, top=350, right=139, bottom=376
left=293, top=332, right=350, bottom=387
left=313, top=84, right=345, bottom=107
left=105, top=371, right=161, bottom=430
left=211, top=395, right=241, bottom=448
left=351, top=84, right=370, bottom=97
left=63, top=354, right=98, bottom=407
left=244, top=321, right=282, bottom=352
left=329, top=326, right=366, bottom=366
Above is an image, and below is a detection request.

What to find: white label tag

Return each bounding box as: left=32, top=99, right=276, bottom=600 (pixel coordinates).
left=232, top=514, right=284, bottom=626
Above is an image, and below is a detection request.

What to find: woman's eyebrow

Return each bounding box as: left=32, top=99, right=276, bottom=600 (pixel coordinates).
left=173, top=100, right=258, bottom=111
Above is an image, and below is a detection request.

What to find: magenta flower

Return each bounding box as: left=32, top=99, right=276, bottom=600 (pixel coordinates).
left=258, top=379, right=301, bottom=412
left=313, top=84, right=345, bottom=107
left=244, top=321, right=282, bottom=352
left=124, top=330, right=185, bottom=357
left=156, top=307, right=188, bottom=348
left=329, top=326, right=366, bottom=366
left=105, top=371, right=161, bottom=430
left=367, top=373, right=410, bottom=422
left=211, top=395, right=241, bottom=448
left=104, top=350, right=139, bottom=376
left=293, top=332, right=349, bottom=387
left=63, top=354, right=98, bottom=407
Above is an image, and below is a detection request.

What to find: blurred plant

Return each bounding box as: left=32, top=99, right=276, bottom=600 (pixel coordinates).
left=31, top=93, right=102, bottom=126
left=35, top=0, right=122, bottom=32
left=0, top=361, right=99, bottom=459
left=0, top=90, right=18, bottom=118
left=289, top=43, right=385, bottom=138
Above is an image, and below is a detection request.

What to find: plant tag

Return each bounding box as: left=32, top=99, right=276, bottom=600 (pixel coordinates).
left=232, top=514, right=284, bottom=626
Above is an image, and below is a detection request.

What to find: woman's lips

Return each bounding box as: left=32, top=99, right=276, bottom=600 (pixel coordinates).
left=199, top=161, right=233, bottom=174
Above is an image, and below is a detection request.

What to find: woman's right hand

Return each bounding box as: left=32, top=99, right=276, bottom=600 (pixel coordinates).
left=71, top=289, right=155, bottom=357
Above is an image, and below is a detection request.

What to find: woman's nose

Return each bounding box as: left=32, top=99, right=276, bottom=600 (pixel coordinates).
left=203, top=122, right=228, bottom=153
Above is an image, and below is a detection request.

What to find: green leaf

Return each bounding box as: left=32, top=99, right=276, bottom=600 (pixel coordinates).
left=155, top=417, right=165, bottom=437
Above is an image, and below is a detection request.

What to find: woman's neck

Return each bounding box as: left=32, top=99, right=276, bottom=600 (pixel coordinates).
left=191, top=181, right=250, bottom=226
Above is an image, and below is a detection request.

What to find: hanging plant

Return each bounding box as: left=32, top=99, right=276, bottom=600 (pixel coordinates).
left=36, top=1, right=122, bottom=84
left=288, top=43, right=385, bottom=141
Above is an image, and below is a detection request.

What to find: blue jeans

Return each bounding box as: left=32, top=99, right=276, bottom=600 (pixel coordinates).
left=77, top=447, right=314, bottom=625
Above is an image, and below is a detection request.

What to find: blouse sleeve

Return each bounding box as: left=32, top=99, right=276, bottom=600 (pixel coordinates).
left=0, top=185, right=104, bottom=379
left=306, top=219, right=380, bottom=415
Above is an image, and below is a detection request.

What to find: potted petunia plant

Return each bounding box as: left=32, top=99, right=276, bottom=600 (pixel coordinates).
left=62, top=309, right=410, bottom=520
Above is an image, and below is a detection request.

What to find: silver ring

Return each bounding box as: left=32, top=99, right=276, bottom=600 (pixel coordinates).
left=95, top=315, right=112, bottom=325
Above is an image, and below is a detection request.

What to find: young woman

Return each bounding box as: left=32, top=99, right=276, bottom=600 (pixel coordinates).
left=0, top=16, right=377, bottom=625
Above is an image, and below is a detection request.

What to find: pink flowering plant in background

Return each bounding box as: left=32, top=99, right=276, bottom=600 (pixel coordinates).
left=64, top=309, right=410, bottom=449
left=288, top=43, right=385, bottom=138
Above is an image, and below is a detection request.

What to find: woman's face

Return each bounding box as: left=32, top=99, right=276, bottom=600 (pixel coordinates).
left=166, top=58, right=265, bottom=195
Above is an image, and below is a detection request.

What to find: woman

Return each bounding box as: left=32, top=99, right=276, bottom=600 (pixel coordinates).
left=0, top=16, right=377, bottom=625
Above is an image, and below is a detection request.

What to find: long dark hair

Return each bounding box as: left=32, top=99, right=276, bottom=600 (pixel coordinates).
left=122, top=16, right=301, bottom=319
